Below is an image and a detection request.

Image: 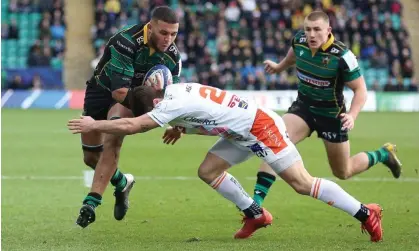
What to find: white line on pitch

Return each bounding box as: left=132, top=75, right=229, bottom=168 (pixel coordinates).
left=1, top=176, right=418, bottom=182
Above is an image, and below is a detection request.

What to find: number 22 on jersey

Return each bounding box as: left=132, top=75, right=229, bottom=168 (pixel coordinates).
left=199, top=86, right=240, bottom=108
left=199, top=86, right=226, bottom=104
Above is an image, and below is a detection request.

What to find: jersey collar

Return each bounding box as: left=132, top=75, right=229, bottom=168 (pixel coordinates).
left=144, top=22, right=157, bottom=55
left=321, top=33, right=334, bottom=51
left=143, top=22, right=150, bottom=45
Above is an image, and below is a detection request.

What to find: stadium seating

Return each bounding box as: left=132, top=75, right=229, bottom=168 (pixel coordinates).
left=2, top=0, right=65, bottom=89
left=90, top=0, right=414, bottom=91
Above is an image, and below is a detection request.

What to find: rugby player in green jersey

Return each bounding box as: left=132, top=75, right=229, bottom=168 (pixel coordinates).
left=77, top=6, right=181, bottom=227
left=251, top=11, right=402, bottom=212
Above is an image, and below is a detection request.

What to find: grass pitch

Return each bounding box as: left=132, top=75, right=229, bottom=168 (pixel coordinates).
left=2, top=109, right=419, bottom=250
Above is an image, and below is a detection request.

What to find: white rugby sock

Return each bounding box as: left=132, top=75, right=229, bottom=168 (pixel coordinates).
left=311, top=178, right=361, bottom=216
left=210, top=172, right=253, bottom=210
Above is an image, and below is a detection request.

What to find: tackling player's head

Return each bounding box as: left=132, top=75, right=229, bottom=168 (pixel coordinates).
left=131, top=86, right=164, bottom=116
left=148, top=6, right=179, bottom=52
left=304, top=11, right=332, bottom=49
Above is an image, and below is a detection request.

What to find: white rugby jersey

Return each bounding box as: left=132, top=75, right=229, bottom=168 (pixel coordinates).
left=147, top=83, right=258, bottom=139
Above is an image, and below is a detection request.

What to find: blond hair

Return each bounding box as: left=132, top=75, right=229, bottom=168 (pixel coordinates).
left=306, top=11, right=330, bottom=24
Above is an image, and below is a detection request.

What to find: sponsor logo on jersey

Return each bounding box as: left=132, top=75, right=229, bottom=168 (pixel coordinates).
left=248, top=143, right=267, bottom=158
left=264, top=125, right=283, bottom=148
left=116, top=40, right=133, bottom=53
left=136, top=36, right=144, bottom=45
left=184, top=117, right=218, bottom=126
left=299, top=37, right=307, bottom=43
left=134, top=72, right=145, bottom=79
left=238, top=100, right=248, bottom=109
left=297, top=71, right=330, bottom=87
left=330, top=48, right=340, bottom=54
left=168, top=45, right=178, bottom=55
left=185, top=84, right=192, bottom=93
left=300, top=50, right=304, bottom=56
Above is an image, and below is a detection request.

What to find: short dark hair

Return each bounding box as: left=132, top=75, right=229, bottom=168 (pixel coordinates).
left=130, top=86, right=157, bottom=116
left=151, top=6, right=179, bottom=24
left=306, top=11, right=330, bottom=24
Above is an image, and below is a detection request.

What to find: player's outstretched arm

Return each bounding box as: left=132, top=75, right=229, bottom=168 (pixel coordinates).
left=264, top=47, right=296, bottom=74
left=68, top=114, right=159, bottom=135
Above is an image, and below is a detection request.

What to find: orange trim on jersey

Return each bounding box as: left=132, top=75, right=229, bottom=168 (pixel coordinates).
left=212, top=172, right=227, bottom=189
left=250, top=109, right=287, bottom=154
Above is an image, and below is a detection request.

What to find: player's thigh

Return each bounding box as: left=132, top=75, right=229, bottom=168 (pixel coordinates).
left=322, top=139, right=351, bottom=176
left=282, top=113, right=311, bottom=144
left=81, top=84, right=112, bottom=161
left=200, top=138, right=253, bottom=183
left=83, top=82, right=113, bottom=121
left=258, top=111, right=309, bottom=173
left=285, top=100, right=315, bottom=144
left=102, top=102, right=134, bottom=151
left=247, top=108, right=301, bottom=170
left=107, top=102, right=134, bottom=120
left=315, top=115, right=348, bottom=143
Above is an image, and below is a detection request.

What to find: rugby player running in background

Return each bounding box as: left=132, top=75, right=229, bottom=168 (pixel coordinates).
left=252, top=11, right=402, bottom=207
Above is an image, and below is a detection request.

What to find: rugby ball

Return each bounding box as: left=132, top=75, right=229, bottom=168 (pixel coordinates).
left=142, top=64, right=173, bottom=89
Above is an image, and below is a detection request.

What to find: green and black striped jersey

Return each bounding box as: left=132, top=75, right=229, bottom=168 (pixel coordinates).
left=92, top=23, right=181, bottom=92
left=292, top=30, right=362, bottom=117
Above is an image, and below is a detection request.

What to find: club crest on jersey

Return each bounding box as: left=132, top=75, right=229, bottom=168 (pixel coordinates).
left=300, top=51, right=304, bottom=56
left=322, top=56, right=330, bottom=66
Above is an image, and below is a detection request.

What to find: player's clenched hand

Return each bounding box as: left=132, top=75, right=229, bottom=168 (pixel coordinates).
left=162, top=127, right=182, bottom=145
left=339, top=113, right=354, bottom=131
left=67, top=116, right=96, bottom=134
left=264, top=60, right=279, bottom=74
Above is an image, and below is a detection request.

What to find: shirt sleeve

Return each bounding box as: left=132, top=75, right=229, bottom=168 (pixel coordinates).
left=291, top=30, right=304, bottom=50
left=107, top=35, right=136, bottom=91
left=340, top=50, right=362, bottom=82
left=147, top=98, right=185, bottom=126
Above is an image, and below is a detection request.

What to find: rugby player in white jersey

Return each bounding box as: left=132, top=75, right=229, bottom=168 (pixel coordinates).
left=68, top=81, right=383, bottom=241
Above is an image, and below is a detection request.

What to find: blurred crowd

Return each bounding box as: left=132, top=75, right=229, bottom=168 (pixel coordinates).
left=28, top=0, right=66, bottom=68
left=5, top=0, right=417, bottom=92
left=2, top=0, right=65, bottom=90
left=90, top=0, right=417, bottom=92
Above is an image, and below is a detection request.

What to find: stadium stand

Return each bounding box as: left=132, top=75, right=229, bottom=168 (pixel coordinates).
left=90, top=0, right=416, bottom=92
left=3, top=0, right=415, bottom=92
left=2, top=0, right=66, bottom=89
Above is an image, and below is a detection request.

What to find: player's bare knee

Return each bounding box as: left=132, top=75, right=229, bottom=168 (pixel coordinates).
left=332, top=168, right=351, bottom=180
left=197, top=162, right=228, bottom=184
left=197, top=166, right=216, bottom=184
